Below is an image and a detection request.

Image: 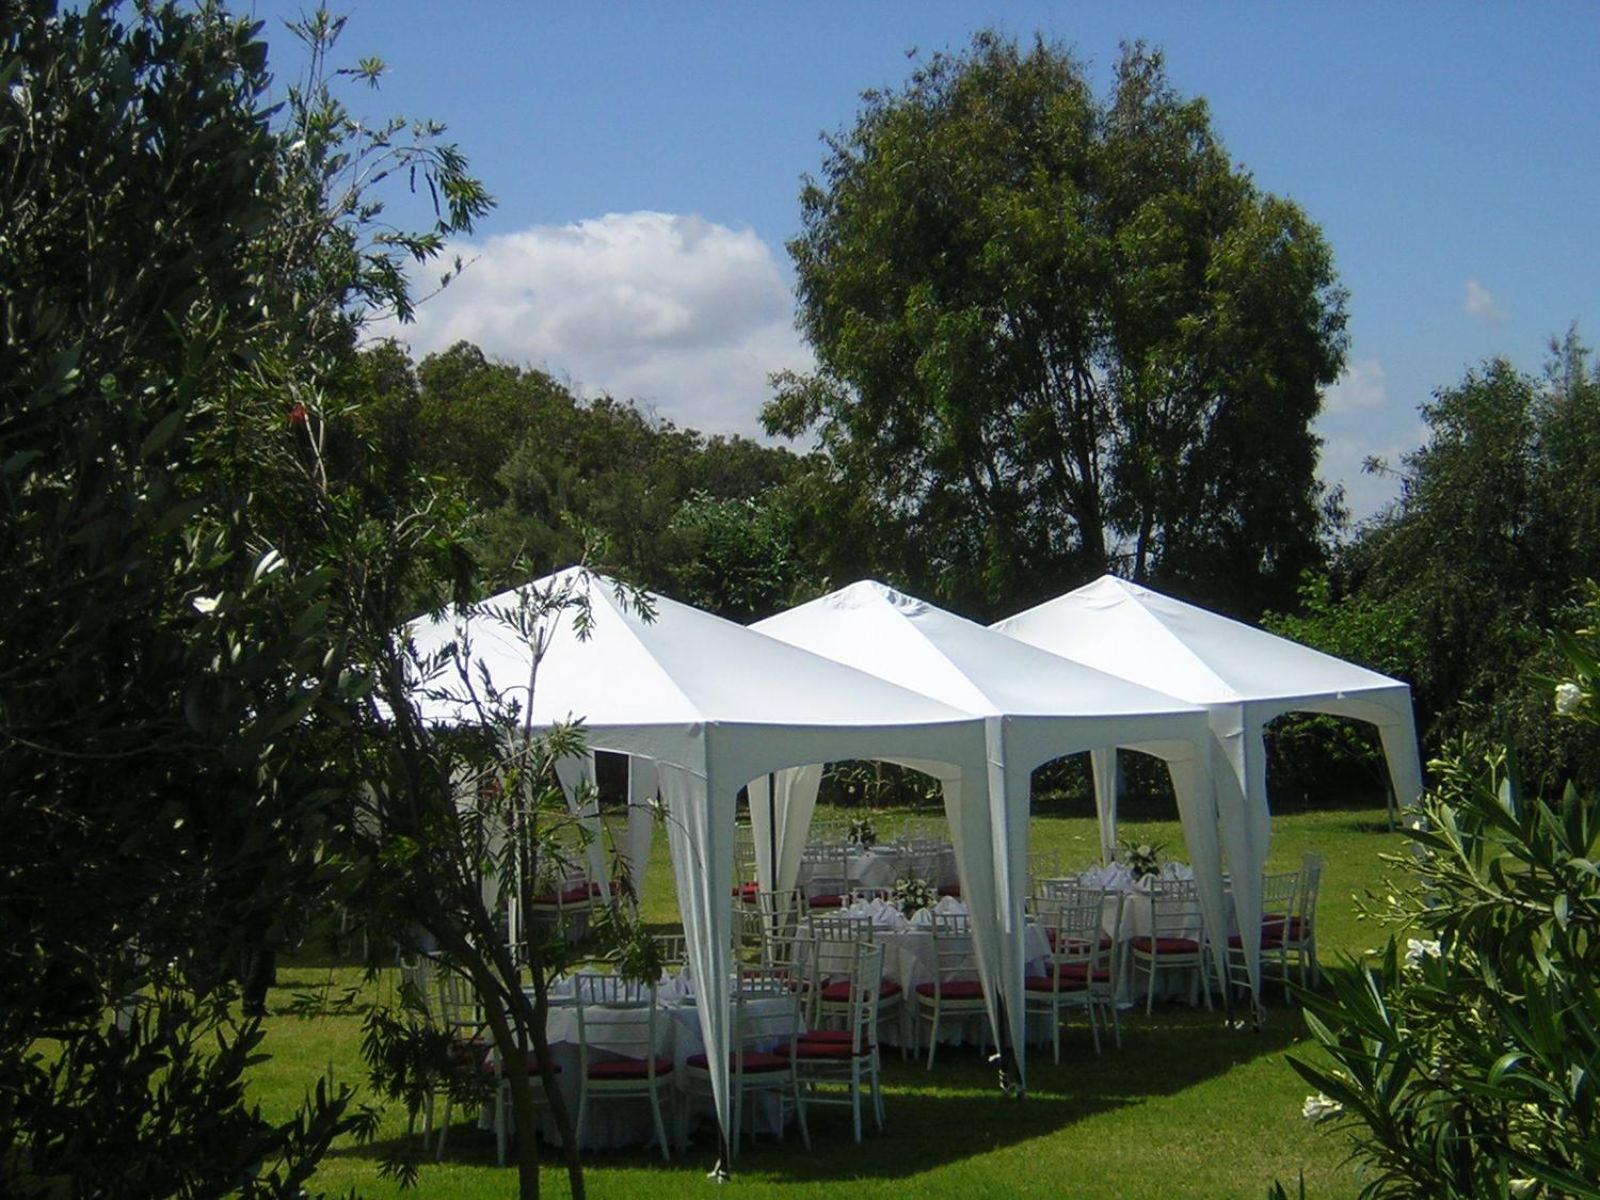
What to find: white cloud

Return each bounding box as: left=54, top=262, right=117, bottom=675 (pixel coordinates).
left=375, top=211, right=814, bottom=437
left=1315, top=420, right=1428, bottom=526
left=1323, top=357, right=1388, bottom=414
left=1463, top=277, right=1508, bottom=325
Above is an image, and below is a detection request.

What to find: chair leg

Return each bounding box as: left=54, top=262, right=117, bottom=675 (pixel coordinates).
left=871, top=1056, right=885, bottom=1130
left=648, top=1086, right=671, bottom=1162
left=575, top=1083, right=588, bottom=1153
left=925, top=1004, right=940, bottom=1069
left=851, top=1060, right=863, bottom=1144
left=436, top=1093, right=453, bottom=1161
left=495, top=1083, right=508, bottom=1168
left=1145, top=956, right=1156, bottom=1015
left=792, top=1072, right=811, bottom=1151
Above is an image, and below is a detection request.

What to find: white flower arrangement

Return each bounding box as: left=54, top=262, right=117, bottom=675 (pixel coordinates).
left=892, top=874, right=937, bottom=918
left=1555, top=680, right=1585, bottom=716
left=848, top=815, right=878, bottom=849
left=1120, top=839, right=1165, bottom=882
left=1302, top=1092, right=1344, bottom=1123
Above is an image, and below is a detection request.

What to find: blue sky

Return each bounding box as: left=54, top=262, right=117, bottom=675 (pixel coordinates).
left=251, top=1, right=1600, bottom=521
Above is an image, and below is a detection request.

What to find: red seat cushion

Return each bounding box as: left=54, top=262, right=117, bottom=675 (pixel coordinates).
left=589, top=880, right=624, bottom=897
left=1262, top=914, right=1306, bottom=938
left=587, top=1056, right=673, bottom=1080
left=1045, top=930, right=1116, bottom=952
left=732, top=881, right=760, bottom=900
left=818, top=979, right=903, bottom=1002
left=1129, top=936, right=1200, bottom=955
left=490, top=1053, right=560, bottom=1077
left=1228, top=932, right=1286, bottom=949
left=807, top=894, right=845, bottom=909
left=530, top=885, right=591, bottom=906
left=786, top=1038, right=870, bottom=1060
left=937, top=884, right=962, bottom=898
left=913, top=979, right=985, bottom=999
left=797, top=1028, right=854, bottom=1044
left=1053, top=963, right=1112, bottom=985
left=685, top=1050, right=790, bottom=1073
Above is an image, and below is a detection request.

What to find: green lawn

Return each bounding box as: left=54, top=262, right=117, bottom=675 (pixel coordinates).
left=251, top=799, right=1403, bottom=1198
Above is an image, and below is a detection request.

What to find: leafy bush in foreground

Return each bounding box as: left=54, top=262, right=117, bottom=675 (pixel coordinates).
left=1289, top=586, right=1600, bottom=1199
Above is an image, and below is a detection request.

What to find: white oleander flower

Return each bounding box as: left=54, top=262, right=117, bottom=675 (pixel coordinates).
left=1302, top=1093, right=1343, bottom=1122
left=1509, top=1179, right=1538, bottom=1198
left=1555, top=681, right=1584, bottom=716
left=1404, top=937, right=1441, bottom=966
left=191, top=595, right=220, bottom=614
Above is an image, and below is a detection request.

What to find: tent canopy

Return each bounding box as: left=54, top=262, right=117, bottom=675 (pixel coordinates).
left=754, top=580, right=1228, bottom=1085
left=405, top=568, right=990, bottom=1165
left=993, top=574, right=1425, bottom=1009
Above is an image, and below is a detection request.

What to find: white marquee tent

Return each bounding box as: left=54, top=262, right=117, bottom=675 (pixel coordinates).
left=993, top=574, right=1425, bottom=1008
left=753, top=580, right=1229, bottom=1083
left=405, top=568, right=995, bottom=1164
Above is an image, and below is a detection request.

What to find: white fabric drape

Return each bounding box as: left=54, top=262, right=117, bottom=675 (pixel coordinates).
left=625, top=756, right=659, bottom=897
left=747, top=765, right=825, bottom=896
left=1090, top=748, right=1119, bottom=863
left=657, top=758, right=734, bottom=1162
left=552, top=753, right=610, bottom=889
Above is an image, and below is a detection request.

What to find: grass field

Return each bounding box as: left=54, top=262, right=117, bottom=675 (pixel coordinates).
left=250, top=796, right=1406, bottom=1198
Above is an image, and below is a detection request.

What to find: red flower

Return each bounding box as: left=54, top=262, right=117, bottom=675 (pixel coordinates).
left=286, top=403, right=308, bottom=426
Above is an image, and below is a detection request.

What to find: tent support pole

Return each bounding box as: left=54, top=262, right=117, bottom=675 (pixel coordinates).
left=767, top=771, right=779, bottom=942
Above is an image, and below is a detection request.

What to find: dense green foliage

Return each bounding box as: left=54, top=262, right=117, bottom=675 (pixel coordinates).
left=1275, top=336, right=1600, bottom=793
left=0, top=1, right=487, bottom=1193
left=1289, top=597, right=1600, bottom=1199
left=767, top=31, right=1348, bottom=619
left=352, top=339, right=816, bottom=617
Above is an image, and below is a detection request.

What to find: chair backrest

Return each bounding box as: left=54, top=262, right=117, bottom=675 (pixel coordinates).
left=929, top=912, right=977, bottom=981
left=653, top=933, right=690, bottom=973
left=1297, top=853, right=1325, bottom=934
left=570, top=972, right=660, bottom=1078
left=1149, top=891, right=1207, bottom=944
left=434, top=962, right=480, bottom=1035
left=1042, top=898, right=1105, bottom=978
left=1260, top=870, right=1301, bottom=939
left=1037, top=876, right=1086, bottom=904
left=826, top=940, right=885, bottom=1049
left=805, top=915, right=872, bottom=989
left=801, top=847, right=848, bottom=900
left=732, top=970, right=802, bottom=1072
left=755, top=888, right=803, bottom=935
left=1150, top=876, right=1197, bottom=900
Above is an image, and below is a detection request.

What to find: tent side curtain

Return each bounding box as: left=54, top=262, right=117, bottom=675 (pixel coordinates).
left=657, top=757, right=735, bottom=1169
left=625, top=756, right=658, bottom=897
left=552, top=753, right=609, bottom=888
left=747, top=766, right=825, bottom=896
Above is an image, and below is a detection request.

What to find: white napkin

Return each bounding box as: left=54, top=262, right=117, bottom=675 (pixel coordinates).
left=933, top=894, right=966, bottom=916
left=1160, top=860, right=1195, bottom=881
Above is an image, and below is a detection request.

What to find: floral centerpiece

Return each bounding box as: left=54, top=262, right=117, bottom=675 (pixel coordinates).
left=1120, top=839, right=1165, bottom=883
left=847, top=815, right=877, bottom=849
left=891, top=874, right=936, bottom=919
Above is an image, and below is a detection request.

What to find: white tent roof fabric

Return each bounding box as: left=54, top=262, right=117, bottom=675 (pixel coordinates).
left=993, top=574, right=1425, bottom=1008
left=753, top=581, right=1230, bottom=1083
left=405, top=568, right=990, bottom=1164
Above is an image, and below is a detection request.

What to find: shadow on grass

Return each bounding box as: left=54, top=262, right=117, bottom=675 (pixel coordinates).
left=328, top=1006, right=1307, bottom=1184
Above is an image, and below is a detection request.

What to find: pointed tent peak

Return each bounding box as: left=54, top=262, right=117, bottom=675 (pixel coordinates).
left=995, top=574, right=1409, bottom=707
left=821, top=578, right=930, bottom=617
left=407, top=566, right=979, bottom=735
left=758, top=579, right=1206, bottom=722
